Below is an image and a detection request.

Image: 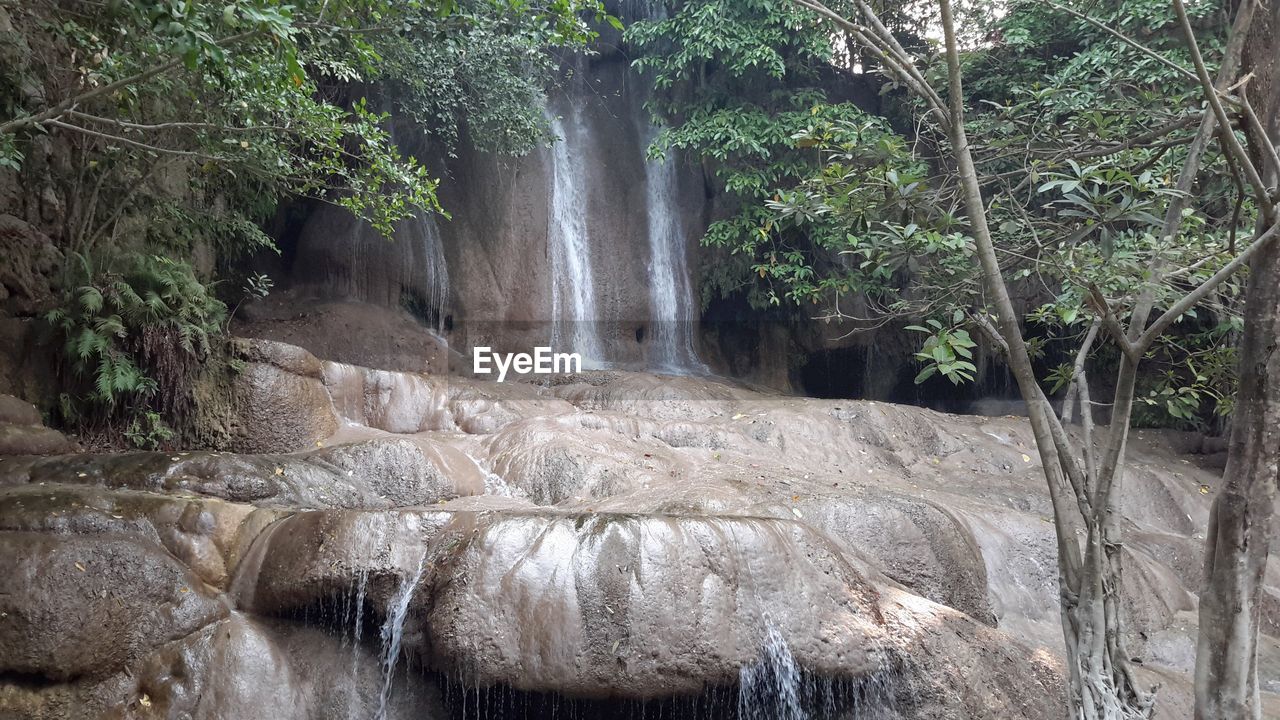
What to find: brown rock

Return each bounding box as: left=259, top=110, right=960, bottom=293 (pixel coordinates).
left=0, top=533, right=226, bottom=680
left=0, top=438, right=471, bottom=510
left=230, top=359, right=337, bottom=453
left=0, top=425, right=75, bottom=456
left=0, top=214, right=60, bottom=315
left=0, top=394, right=41, bottom=425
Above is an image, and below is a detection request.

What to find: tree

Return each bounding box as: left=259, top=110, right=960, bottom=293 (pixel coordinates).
left=0, top=0, right=607, bottom=238
left=787, top=0, right=1280, bottom=717
left=0, top=0, right=608, bottom=439
left=624, top=0, right=885, bottom=311
left=1194, top=2, right=1280, bottom=717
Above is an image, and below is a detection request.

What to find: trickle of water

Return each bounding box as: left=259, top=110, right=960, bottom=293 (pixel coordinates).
left=375, top=553, right=426, bottom=720
left=464, top=452, right=527, bottom=499
left=341, top=524, right=384, bottom=720
left=738, top=624, right=806, bottom=720
left=402, top=211, right=450, bottom=332
left=736, top=624, right=906, bottom=720
left=547, top=105, right=608, bottom=367
left=641, top=126, right=707, bottom=376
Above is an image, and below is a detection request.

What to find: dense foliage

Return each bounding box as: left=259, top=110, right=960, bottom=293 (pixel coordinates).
left=625, top=0, right=874, bottom=310
left=376, top=2, right=606, bottom=155
left=44, top=254, right=225, bottom=439
left=0, top=0, right=608, bottom=443
left=624, top=0, right=1000, bottom=311
left=632, top=0, right=1249, bottom=428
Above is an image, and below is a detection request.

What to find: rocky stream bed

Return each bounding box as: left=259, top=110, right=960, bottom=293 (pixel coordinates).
left=1, top=339, right=1277, bottom=719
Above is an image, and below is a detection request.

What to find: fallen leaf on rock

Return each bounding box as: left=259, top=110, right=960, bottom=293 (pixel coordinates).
left=274, top=467, right=283, bottom=476
left=1199, top=485, right=1210, bottom=494
left=1021, top=454, right=1031, bottom=463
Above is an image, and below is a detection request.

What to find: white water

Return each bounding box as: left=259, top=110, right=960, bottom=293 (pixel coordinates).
left=343, top=530, right=376, bottom=720
left=737, top=622, right=904, bottom=720
left=642, top=129, right=707, bottom=375
left=387, top=124, right=449, bottom=331
left=402, top=211, right=449, bottom=332
left=547, top=106, right=607, bottom=367
left=464, top=451, right=527, bottom=499
left=738, top=624, right=806, bottom=720
left=375, top=553, right=426, bottom=720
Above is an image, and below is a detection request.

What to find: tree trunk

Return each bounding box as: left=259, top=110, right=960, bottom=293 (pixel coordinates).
left=1064, top=525, right=1153, bottom=719
left=1194, top=2, right=1280, bottom=717
left=1059, top=353, right=1153, bottom=719
left=1194, top=212, right=1280, bottom=720
left=936, top=2, right=1152, bottom=716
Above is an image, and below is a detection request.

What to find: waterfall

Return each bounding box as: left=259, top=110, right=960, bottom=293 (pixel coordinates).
left=737, top=623, right=903, bottom=719
left=738, top=624, right=807, bottom=720
left=642, top=128, right=707, bottom=375
left=343, top=533, right=375, bottom=720
left=547, top=105, right=608, bottom=367
left=401, top=211, right=449, bottom=332
left=375, top=553, right=426, bottom=720
left=389, top=123, right=449, bottom=332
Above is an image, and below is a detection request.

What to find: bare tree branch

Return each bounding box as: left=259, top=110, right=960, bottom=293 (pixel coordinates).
left=1173, top=0, right=1274, bottom=220
left=0, top=30, right=261, bottom=135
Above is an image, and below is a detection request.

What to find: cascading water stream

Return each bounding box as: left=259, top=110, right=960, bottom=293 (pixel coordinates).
left=464, top=451, right=527, bottom=499
left=737, top=622, right=904, bottom=720
left=402, top=211, right=450, bottom=332
left=641, top=127, right=707, bottom=375
left=375, top=552, right=427, bottom=720
left=388, top=123, right=450, bottom=333
left=738, top=623, right=806, bottom=720
left=342, top=530, right=376, bottom=720
left=547, top=105, right=607, bottom=367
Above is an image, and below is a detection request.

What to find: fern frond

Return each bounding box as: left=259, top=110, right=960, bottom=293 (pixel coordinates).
left=94, top=314, right=127, bottom=337
left=95, top=357, right=115, bottom=403
left=78, top=286, right=104, bottom=313
left=176, top=324, right=195, bottom=354
left=75, top=328, right=103, bottom=361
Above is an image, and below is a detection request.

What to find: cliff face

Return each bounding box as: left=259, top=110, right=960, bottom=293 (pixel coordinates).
left=269, top=45, right=711, bottom=375
left=438, top=52, right=708, bottom=369
left=250, top=42, right=947, bottom=395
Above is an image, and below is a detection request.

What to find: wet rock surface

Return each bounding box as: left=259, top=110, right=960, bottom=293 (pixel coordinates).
left=0, top=437, right=470, bottom=509
left=1, top=339, right=1276, bottom=718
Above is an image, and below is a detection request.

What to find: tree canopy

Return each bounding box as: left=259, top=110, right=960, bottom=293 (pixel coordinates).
left=0, top=0, right=611, bottom=432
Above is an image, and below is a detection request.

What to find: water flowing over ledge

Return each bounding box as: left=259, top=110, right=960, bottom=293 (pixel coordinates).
left=2, top=340, right=1251, bottom=718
